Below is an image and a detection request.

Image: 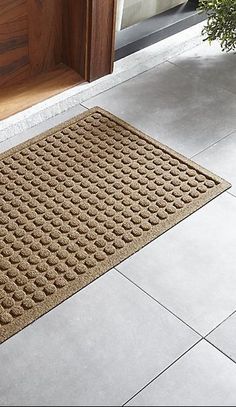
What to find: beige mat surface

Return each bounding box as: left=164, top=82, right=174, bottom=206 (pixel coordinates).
left=0, top=107, right=230, bottom=342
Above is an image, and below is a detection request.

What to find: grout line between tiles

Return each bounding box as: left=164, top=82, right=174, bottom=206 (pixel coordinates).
left=123, top=338, right=203, bottom=406
left=114, top=267, right=202, bottom=338
left=190, top=130, right=236, bottom=160
left=168, top=60, right=236, bottom=98
left=80, top=59, right=168, bottom=108
left=81, top=102, right=91, bottom=109
left=124, top=337, right=236, bottom=406
left=227, top=191, right=236, bottom=199
left=204, top=338, right=236, bottom=365
left=205, top=309, right=236, bottom=339
left=81, top=61, right=235, bottom=166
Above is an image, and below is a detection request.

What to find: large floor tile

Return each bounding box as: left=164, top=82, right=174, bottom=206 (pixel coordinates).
left=208, top=312, right=236, bottom=363
left=194, top=131, right=236, bottom=196
left=0, top=271, right=198, bottom=406
left=170, top=41, right=236, bottom=95
left=83, top=61, right=236, bottom=157
left=127, top=340, right=236, bottom=406
left=0, top=104, right=87, bottom=153
left=117, top=192, right=236, bottom=335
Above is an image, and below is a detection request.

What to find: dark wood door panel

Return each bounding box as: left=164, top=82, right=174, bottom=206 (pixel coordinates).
left=28, top=0, right=63, bottom=76
left=0, top=47, right=28, bottom=75
left=0, top=0, right=63, bottom=86
left=62, top=0, right=117, bottom=82
left=0, top=0, right=29, bottom=86
left=0, top=0, right=116, bottom=90
left=87, top=0, right=116, bottom=81
left=0, top=0, right=27, bottom=23
left=62, top=0, right=89, bottom=78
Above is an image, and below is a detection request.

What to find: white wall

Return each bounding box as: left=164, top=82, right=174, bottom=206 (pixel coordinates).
left=116, top=0, right=187, bottom=30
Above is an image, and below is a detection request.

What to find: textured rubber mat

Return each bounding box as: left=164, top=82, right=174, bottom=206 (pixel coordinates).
left=0, top=107, right=230, bottom=342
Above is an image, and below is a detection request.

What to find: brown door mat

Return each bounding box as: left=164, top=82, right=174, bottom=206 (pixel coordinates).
left=0, top=107, right=231, bottom=343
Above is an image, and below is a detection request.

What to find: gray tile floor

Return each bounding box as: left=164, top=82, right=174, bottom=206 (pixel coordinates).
left=0, top=40, right=236, bottom=406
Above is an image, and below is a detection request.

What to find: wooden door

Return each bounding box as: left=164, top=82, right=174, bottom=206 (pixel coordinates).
left=0, top=0, right=117, bottom=88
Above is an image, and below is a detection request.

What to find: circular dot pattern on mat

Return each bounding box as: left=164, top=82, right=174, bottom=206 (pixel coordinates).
left=0, top=110, right=219, bottom=329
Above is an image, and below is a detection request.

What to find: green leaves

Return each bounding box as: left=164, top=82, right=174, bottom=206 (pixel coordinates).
left=198, top=0, right=236, bottom=52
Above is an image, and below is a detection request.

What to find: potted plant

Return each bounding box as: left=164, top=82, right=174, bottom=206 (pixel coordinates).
left=198, top=0, right=236, bottom=51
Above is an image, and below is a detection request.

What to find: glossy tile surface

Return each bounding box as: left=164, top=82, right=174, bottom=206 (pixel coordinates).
left=117, top=193, right=236, bottom=335
left=83, top=62, right=236, bottom=157
left=170, top=41, right=236, bottom=95
left=208, top=312, right=236, bottom=363
left=127, top=341, right=236, bottom=406
left=0, top=271, right=199, bottom=406
left=1, top=34, right=236, bottom=406
left=194, top=131, right=236, bottom=196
